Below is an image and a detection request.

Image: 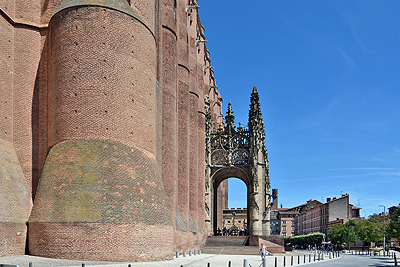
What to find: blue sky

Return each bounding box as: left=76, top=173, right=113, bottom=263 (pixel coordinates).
left=199, top=1, right=400, bottom=218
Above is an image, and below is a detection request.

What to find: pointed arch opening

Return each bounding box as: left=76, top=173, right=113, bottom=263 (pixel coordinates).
left=210, top=166, right=251, bottom=235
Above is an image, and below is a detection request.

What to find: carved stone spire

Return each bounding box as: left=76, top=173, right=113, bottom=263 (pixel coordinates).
left=225, top=100, right=235, bottom=124
left=247, top=86, right=271, bottom=235
left=225, top=100, right=235, bottom=133
left=249, top=86, right=262, bottom=128
left=248, top=86, right=270, bottom=194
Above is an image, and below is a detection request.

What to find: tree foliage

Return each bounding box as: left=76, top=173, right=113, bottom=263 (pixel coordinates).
left=287, top=232, right=324, bottom=246
left=328, top=220, right=356, bottom=248
left=388, top=207, right=400, bottom=241
left=354, top=213, right=390, bottom=247
left=328, top=223, right=346, bottom=244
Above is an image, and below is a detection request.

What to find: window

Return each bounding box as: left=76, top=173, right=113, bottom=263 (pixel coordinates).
left=282, top=226, right=286, bottom=231
left=282, top=220, right=286, bottom=224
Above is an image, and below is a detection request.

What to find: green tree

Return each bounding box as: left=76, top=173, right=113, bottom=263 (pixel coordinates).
left=388, top=207, right=400, bottom=241
left=355, top=219, right=374, bottom=248
left=343, top=220, right=357, bottom=249
left=368, top=214, right=388, bottom=244
left=355, top=214, right=388, bottom=248
left=328, top=223, right=346, bottom=245
left=328, top=220, right=356, bottom=249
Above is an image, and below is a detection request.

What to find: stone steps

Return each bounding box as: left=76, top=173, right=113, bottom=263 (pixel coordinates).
left=204, top=236, right=248, bottom=247
left=202, top=236, right=285, bottom=255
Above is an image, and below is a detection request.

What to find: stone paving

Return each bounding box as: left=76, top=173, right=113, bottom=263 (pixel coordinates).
left=0, top=250, right=398, bottom=267
left=0, top=252, right=333, bottom=267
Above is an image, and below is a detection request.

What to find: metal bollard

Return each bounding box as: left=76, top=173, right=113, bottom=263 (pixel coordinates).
left=291, top=255, right=293, bottom=265
left=243, top=259, right=249, bottom=267
left=262, top=258, right=267, bottom=267
left=183, top=251, right=186, bottom=257
left=128, top=265, right=131, bottom=267
left=274, top=257, right=277, bottom=267
left=304, top=254, right=306, bottom=263
left=207, top=263, right=211, bottom=267
left=189, top=251, right=192, bottom=256
left=314, top=253, right=316, bottom=262
left=194, top=250, right=197, bottom=256
left=298, top=255, right=300, bottom=264
left=199, top=250, right=201, bottom=255
left=283, top=256, right=286, bottom=266
left=82, top=264, right=85, bottom=267
left=309, top=254, right=311, bottom=262
left=176, top=251, right=179, bottom=258
left=29, top=263, right=32, bottom=267
left=228, top=260, right=232, bottom=267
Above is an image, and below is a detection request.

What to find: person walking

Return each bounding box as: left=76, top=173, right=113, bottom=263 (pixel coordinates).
left=260, top=243, right=268, bottom=259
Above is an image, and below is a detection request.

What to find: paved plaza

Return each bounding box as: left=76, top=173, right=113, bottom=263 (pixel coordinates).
left=1, top=250, right=398, bottom=267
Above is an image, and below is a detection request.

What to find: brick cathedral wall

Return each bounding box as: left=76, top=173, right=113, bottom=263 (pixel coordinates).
left=28, top=3, right=175, bottom=261
left=0, top=14, right=14, bottom=144
left=197, top=112, right=206, bottom=242
left=1, top=0, right=225, bottom=259
left=177, top=65, right=190, bottom=229
left=29, top=222, right=174, bottom=262
left=0, top=139, right=32, bottom=256
left=189, top=92, right=199, bottom=232
left=31, top=29, right=49, bottom=199
left=176, top=0, right=190, bottom=238
left=12, top=26, right=41, bottom=194
left=11, top=0, right=43, bottom=195
left=14, top=0, right=40, bottom=24
left=159, top=0, right=178, bottom=249
left=196, top=33, right=206, bottom=239
left=188, top=7, right=199, bottom=246
left=47, top=6, right=157, bottom=155
left=131, top=0, right=155, bottom=33
left=29, top=139, right=174, bottom=261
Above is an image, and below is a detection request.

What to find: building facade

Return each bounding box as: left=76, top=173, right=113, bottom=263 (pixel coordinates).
left=294, top=194, right=361, bottom=238
left=0, top=0, right=228, bottom=261
left=222, top=208, right=248, bottom=234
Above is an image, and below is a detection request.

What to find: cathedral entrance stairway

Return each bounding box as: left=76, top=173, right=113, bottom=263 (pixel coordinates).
left=201, top=236, right=285, bottom=255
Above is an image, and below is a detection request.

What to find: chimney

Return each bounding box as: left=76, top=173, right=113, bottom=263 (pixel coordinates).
left=271, top=189, right=278, bottom=210
left=327, top=198, right=331, bottom=202
left=281, top=203, right=283, bottom=208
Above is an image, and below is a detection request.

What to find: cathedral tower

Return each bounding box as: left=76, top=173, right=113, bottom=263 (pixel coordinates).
left=28, top=0, right=173, bottom=261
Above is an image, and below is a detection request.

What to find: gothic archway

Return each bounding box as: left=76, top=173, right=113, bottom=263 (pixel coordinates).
left=204, top=87, right=272, bottom=237
left=211, top=166, right=251, bottom=235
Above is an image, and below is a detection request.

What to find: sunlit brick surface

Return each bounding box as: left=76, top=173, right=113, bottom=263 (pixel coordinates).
left=0, top=140, right=32, bottom=256
left=47, top=6, right=157, bottom=155
left=29, top=139, right=173, bottom=261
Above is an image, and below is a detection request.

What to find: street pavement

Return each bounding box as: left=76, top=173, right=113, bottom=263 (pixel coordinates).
left=0, top=250, right=398, bottom=267
left=298, top=254, right=397, bottom=267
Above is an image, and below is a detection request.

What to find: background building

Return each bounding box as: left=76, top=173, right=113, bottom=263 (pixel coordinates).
left=222, top=208, right=248, bottom=235
left=294, top=194, right=361, bottom=237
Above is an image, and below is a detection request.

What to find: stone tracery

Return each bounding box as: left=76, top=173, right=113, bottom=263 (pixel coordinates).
left=204, top=87, right=272, bottom=236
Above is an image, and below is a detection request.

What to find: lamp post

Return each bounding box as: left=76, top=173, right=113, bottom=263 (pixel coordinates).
left=379, top=205, right=386, bottom=254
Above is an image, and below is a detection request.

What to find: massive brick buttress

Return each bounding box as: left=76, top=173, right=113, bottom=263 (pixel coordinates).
left=0, top=0, right=227, bottom=261
left=28, top=0, right=174, bottom=262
